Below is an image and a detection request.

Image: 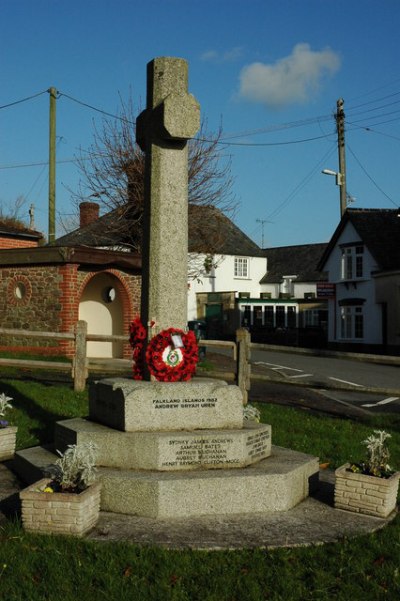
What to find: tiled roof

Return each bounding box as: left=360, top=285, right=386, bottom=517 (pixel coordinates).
left=318, top=208, right=400, bottom=271
left=0, top=220, right=43, bottom=239
left=188, top=205, right=264, bottom=257
left=53, top=205, right=139, bottom=249
left=53, top=204, right=265, bottom=257
left=260, top=243, right=328, bottom=284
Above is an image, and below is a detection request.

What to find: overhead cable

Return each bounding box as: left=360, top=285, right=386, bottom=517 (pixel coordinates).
left=0, top=89, right=48, bottom=110
left=347, top=144, right=397, bottom=207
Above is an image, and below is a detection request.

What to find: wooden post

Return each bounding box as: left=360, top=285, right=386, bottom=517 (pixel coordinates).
left=236, top=328, right=251, bottom=405
left=73, top=320, right=88, bottom=392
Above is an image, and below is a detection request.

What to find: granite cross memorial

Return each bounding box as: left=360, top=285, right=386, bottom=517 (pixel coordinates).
left=12, top=58, right=319, bottom=527
left=136, top=57, right=200, bottom=336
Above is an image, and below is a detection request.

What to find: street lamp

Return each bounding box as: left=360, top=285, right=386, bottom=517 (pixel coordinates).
left=321, top=168, right=344, bottom=186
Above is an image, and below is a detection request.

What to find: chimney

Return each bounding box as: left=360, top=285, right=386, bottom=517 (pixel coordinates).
left=79, top=202, right=99, bottom=228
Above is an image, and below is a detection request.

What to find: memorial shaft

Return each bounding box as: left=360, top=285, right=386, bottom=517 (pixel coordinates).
left=137, top=57, right=200, bottom=334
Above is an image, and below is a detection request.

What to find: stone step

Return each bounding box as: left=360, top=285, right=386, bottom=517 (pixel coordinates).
left=13, top=445, right=319, bottom=518
left=54, top=418, right=272, bottom=471
left=89, top=378, right=244, bottom=432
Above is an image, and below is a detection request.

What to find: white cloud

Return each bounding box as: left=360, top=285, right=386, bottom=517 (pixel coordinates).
left=238, top=43, right=341, bottom=109
left=201, top=50, right=219, bottom=61
left=201, top=47, right=243, bottom=63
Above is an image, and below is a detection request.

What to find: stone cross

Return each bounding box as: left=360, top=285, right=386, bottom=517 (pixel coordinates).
left=136, top=57, right=200, bottom=335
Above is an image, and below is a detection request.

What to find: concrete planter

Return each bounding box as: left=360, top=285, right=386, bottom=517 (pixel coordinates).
left=335, top=463, right=400, bottom=518
left=20, top=478, right=101, bottom=536
left=0, top=426, right=17, bottom=461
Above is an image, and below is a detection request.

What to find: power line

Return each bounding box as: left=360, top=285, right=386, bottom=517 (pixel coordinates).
left=208, top=132, right=333, bottom=148
left=248, top=143, right=337, bottom=239
left=347, top=144, right=397, bottom=207
left=0, top=89, right=48, bottom=110
left=58, top=91, right=136, bottom=125
left=0, top=158, right=76, bottom=170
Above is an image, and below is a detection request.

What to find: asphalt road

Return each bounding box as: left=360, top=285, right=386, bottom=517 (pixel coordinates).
left=248, top=347, right=400, bottom=417
left=251, top=347, right=400, bottom=392
left=248, top=379, right=400, bottom=419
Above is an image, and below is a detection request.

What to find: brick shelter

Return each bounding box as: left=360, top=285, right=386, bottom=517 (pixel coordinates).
left=0, top=221, right=43, bottom=249
left=0, top=245, right=141, bottom=358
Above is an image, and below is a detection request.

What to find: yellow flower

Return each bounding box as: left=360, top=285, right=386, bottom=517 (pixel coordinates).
left=43, top=486, right=54, bottom=493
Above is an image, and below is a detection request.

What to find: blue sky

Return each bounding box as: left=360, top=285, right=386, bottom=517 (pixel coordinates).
left=1, top=0, right=400, bottom=248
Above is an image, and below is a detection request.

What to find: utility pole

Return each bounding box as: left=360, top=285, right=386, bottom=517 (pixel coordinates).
left=336, top=98, right=347, bottom=218
left=48, top=87, right=57, bottom=243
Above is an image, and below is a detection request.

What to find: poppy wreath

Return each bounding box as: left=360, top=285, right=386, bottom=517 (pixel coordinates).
left=129, top=317, right=147, bottom=380
left=146, top=328, right=198, bottom=382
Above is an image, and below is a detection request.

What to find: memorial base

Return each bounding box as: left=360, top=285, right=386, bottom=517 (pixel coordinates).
left=14, top=445, right=319, bottom=518
left=13, top=377, right=319, bottom=519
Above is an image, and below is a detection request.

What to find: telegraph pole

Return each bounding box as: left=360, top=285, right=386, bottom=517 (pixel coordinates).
left=336, top=98, right=347, bottom=218
left=48, top=87, right=57, bottom=243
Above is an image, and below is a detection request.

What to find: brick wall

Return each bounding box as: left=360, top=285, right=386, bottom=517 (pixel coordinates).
left=0, top=237, right=40, bottom=249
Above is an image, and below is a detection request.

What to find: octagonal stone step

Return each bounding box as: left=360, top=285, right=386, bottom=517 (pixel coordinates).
left=13, top=445, right=319, bottom=518
left=54, top=418, right=271, bottom=471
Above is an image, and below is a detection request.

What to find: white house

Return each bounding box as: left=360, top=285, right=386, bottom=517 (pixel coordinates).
left=318, top=208, right=400, bottom=353
left=53, top=202, right=329, bottom=347
left=189, top=216, right=329, bottom=344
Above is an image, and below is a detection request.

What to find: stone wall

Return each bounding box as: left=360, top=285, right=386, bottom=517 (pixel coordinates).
left=0, top=265, right=63, bottom=353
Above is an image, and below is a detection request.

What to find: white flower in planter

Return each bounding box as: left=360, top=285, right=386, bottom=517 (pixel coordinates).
left=44, top=441, right=99, bottom=493
left=0, top=393, right=13, bottom=428
left=243, top=404, right=261, bottom=423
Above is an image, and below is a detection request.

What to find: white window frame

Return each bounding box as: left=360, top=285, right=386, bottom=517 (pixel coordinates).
left=234, top=257, right=249, bottom=279
left=340, top=305, right=364, bottom=340
left=341, top=245, right=364, bottom=280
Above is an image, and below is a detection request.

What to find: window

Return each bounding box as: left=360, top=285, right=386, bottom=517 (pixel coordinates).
left=260, top=292, right=271, bottom=299
left=282, top=276, right=296, bottom=297
left=340, top=305, right=364, bottom=339
left=238, top=292, right=250, bottom=299
left=304, top=309, right=321, bottom=327
left=234, top=257, right=249, bottom=278
left=341, top=245, right=364, bottom=280
left=264, top=306, right=274, bottom=328
left=254, top=306, right=263, bottom=326
left=242, top=305, right=251, bottom=326
left=276, top=306, right=285, bottom=328
left=287, top=306, right=297, bottom=328
left=102, top=287, right=116, bottom=303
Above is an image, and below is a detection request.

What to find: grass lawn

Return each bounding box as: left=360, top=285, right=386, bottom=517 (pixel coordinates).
left=1, top=374, right=400, bottom=600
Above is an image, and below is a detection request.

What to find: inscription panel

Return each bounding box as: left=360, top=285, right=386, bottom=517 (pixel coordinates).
left=159, top=424, right=271, bottom=470
left=90, top=379, right=245, bottom=432
left=152, top=396, right=217, bottom=410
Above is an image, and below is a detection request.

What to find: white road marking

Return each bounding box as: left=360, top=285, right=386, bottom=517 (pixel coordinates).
left=288, top=373, right=313, bottom=379
left=329, top=377, right=364, bottom=388
left=254, top=361, right=302, bottom=372
left=362, top=397, right=399, bottom=408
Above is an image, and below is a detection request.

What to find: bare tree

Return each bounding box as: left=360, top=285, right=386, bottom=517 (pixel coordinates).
left=0, top=195, right=29, bottom=229
left=69, top=95, right=237, bottom=257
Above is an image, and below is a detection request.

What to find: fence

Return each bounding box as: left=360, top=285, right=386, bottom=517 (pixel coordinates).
left=0, top=322, right=251, bottom=399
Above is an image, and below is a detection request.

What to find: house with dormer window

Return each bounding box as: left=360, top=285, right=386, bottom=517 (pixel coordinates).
left=318, top=208, right=400, bottom=353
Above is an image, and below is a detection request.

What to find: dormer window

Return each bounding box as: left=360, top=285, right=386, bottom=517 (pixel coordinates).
left=341, top=245, right=364, bottom=280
